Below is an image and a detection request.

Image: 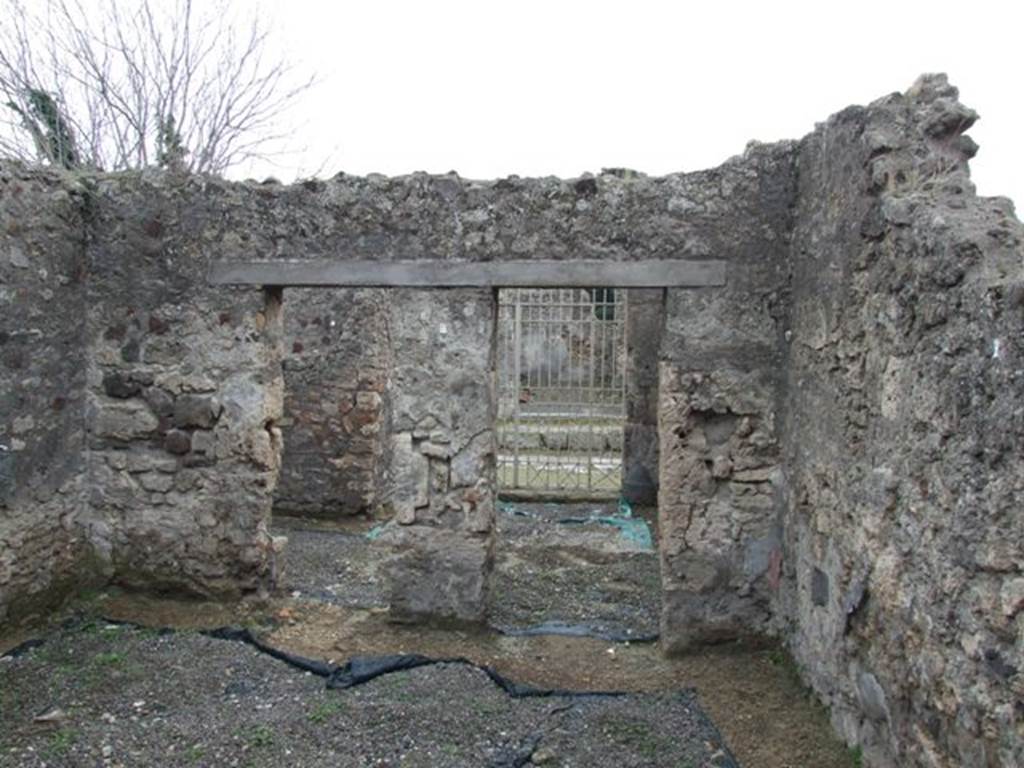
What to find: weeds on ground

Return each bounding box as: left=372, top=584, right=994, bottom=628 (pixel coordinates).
left=599, top=716, right=662, bottom=759
left=92, top=651, right=126, bottom=666
left=240, top=724, right=275, bottom=749
left=766, top=647, right=804, bottom=689
left=44, top=728, right=77, bottom=758
left=380, top=674, right=414, bottom=702
left=307, top=698, right=346, bottom=723
left=440, top=743, right=461, bottom=758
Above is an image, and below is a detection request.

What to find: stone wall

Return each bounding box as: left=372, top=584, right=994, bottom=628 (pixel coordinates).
left=203, top=162, right=799, bottom=625
left=83, top=173, right=285, bottom=598
left=0, top=165, right=92, bottom=623
left=622, top=289, right=664, bottom=506
left=656, top=142, right=796, bottom=652
left=275, top=288, right=389, bottom=518
left=1, top=75, right=1020, bottom=766
left=379, top=289, right=497, bottom=624
left=780, top=75, right=1024, bottom=767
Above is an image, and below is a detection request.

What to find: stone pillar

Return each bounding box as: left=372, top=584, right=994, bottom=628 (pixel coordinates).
left=380, top=289, right=497, bottom=625
left=622, top=288, right=664, bottom=505
left=657, top=285, right=783, bottom=654
left=657, top=362, right=780, bottom=652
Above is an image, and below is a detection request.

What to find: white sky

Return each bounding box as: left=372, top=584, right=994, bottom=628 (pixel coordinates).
left=238, top=0, right=1022, bottom=208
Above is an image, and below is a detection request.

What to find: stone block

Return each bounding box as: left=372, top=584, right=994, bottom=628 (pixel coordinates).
left=390, top=432, right=430, bottom=521
left=93, top=401, right=159, bottom=440
left=856, top=671, right=891, bottom=723
left=660, top=588, right=765, bottom=654
left=173, top=395, right=221, bottom=429
left=102, top=374, right=145, bottom=403
left=383, top=527, right=491, bottom=625
left=164, top=429, right=192, bottom=455
left=811, top=567, right=829, bottom=607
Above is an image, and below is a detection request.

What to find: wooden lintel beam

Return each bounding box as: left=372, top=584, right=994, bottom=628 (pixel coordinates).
left=208, top=259, right=726, bottom=288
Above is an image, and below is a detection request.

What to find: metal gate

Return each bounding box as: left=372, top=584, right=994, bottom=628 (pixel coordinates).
left=497, top=287, right=627, bottom=497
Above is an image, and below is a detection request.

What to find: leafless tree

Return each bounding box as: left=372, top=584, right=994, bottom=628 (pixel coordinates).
left=0, top=0, right=313, bottom=175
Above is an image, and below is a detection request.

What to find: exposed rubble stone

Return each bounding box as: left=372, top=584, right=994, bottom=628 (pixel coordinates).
left=0, top=73, right=1019, bottom=768
left=0, top=166, right=93, bottom=623
left=780, top=74, right=1024, bottom=767
left=382, top=526, right=493, bottom=625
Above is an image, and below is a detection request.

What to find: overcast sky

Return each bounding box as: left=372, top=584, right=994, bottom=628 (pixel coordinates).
left=237, top=0, right=1022, bottom=208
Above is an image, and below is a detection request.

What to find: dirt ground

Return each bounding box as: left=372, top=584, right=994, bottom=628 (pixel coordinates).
left=489, top=501, right=661, bottom=641
left=0, top=619, right=737, bottom=768
left=273, top=501, right=662, bottom=641
left=0, top=505, right=858, bottom=768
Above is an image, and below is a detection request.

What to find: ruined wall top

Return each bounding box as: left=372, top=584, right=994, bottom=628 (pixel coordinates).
left=3, top=138, right=798, bottom=275
left=2, top=74, right=1016, bottom=280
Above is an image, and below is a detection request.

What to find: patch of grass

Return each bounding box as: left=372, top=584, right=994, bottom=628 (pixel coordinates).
left=0, top=682, right=18, bottom=712
left=380, top=674, right=414, bottom=701
left=848, top=745, right=864, bottom=767
left=133, top=625, right=165, bottom=640
left=765, top=646, right=806, bottom=691
left=44, top=728, right=77, bottom=758
left=186, top=744, right=206, bottom=762
left=307, top=698, right=346, bottom=723
left=600, top=716, right=661, bottom=758
left=468, top=695, right=505, bottom=717
left=93, top=651, right=126, bottom=666
left=76, top=618, right=103, bottom=635
left=242, top=724, right=275, bottom=749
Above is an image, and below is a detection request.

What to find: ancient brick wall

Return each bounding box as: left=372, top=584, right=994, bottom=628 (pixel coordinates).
left=0, top=165, right=92, bottom=623
left=780, top=75, right=1023, bottom=767
left=275, top=288, right=389, bottom=518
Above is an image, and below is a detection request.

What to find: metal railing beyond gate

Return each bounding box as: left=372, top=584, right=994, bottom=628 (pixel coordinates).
left=497, top=287, right=626, bottom=497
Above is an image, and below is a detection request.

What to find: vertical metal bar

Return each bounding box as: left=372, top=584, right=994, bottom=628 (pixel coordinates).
left=512, top=292, right=522, bottom=489
left=558, top=289, right=564, bottom=489
left=618, top=289, right=628, bottom=489
left=586, top=288, right=596, bottom=492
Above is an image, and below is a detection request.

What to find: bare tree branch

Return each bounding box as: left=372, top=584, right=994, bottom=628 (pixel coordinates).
left=0, top=0, right=315, bottom=174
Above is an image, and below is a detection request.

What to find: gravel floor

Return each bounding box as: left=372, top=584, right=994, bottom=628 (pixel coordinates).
left=271, top=521, right=387, bottom=609
left=489, top=501, right=661, bottom=640
left=0, top=620, right=736, bottom=768
left=272, top=501, right=662, bottom=641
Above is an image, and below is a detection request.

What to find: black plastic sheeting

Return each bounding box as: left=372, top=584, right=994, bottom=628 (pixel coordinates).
left=2, top=617, right=740, bottom=768
left=204, top=627, right=736, bottom=768
left=2, top=619, right=634, bottom=698
left=206, top=625, right=625, bottom=698
left=0, top=637, right=45, bottom=659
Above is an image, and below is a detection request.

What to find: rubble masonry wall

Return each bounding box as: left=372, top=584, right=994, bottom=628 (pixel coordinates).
left=0, top=74, right=1020, bottom=766
left=780, top=76, right=1024, bottom=767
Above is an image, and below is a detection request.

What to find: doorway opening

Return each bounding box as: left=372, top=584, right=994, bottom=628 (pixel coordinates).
left=491, top=286, right=660, bottom=640
left=267, top=283, right=662, bottom=641
left=496, top=287, right=627, bottom=499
